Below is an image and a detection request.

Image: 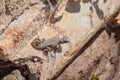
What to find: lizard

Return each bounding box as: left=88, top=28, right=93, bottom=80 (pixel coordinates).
left=31, top=36, right=69, bottom=55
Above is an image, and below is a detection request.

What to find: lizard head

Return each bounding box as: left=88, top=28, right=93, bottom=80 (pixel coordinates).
left=31, top=38, right=42, bottom=49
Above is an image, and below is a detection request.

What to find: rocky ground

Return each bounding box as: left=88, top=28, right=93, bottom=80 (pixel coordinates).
left=0, top=0, right=120, bottom=80
left=56, top=24, right=120, bottom=80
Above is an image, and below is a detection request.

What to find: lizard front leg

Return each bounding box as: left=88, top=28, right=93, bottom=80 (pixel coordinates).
left=43, top=47, right=52, bottom=62
left=54, top=44, right=62, bottom=53
left=43, top=47, right=52, bottom=56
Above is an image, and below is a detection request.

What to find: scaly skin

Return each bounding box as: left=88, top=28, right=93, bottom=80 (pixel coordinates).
left=31, top=37, right=69, bottom=52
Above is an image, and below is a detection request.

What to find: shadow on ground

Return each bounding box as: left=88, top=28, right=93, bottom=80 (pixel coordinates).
left=106, top=20, right=120, bottom=42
